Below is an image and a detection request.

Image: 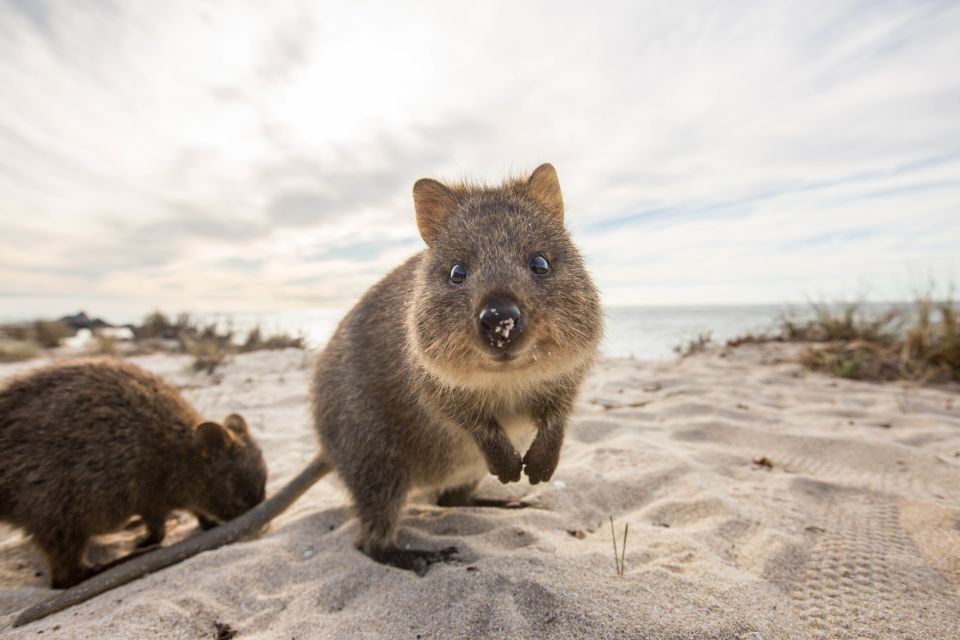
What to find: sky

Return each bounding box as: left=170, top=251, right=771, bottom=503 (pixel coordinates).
left=1, top=0, right=958, bottom=319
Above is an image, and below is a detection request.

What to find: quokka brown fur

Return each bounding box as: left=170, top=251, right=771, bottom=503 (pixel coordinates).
left=311, top=163, right=603, bottom=566
left=0, top=358, right=266, bottom=588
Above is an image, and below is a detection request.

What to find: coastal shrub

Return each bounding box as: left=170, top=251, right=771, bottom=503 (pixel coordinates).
left=136, top=313, right=306, bottom=373
left=674, top=332, right=713, bottom=358
left=182, top=333, right=229, bottom=374
left=32, top=320, right=70, bottom=348
left=729, top=296, right=960, bottom=383
left=0, top=341, right=41, bottom=363
left=90, top=335, right=120, bottom=355
left=239, top=326, right=305, bottom=352
left=0, top=319, right=69, bottom=352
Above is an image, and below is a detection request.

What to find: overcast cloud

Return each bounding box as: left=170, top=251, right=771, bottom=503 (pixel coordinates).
left=1, top=0, right=958, bottom=317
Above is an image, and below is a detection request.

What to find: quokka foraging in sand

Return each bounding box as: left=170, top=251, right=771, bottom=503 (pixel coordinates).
left=15, top=163, right=601, bottom=623
left=0, top=358, right=267, bottom=588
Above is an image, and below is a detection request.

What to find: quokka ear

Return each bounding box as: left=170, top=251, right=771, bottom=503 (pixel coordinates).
left=525, top=163, right=564, bottom=224
left=223, top=413, right=249, bottom=439
left=194, top=421, right=235, bottom=456
left=413, top=178, right=457, bottom=246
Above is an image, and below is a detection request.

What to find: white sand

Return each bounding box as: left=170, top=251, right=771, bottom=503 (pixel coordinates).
left=1, top=345, right=959, bottom=638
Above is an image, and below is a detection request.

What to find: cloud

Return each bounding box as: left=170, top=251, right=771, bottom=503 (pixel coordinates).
left=0, top=0, right=958, bottom=318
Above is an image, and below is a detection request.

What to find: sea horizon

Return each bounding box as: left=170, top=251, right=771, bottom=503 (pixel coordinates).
left=0, top=301, right=911, bottom=361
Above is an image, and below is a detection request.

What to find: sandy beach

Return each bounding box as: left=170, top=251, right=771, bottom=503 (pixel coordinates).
left=1, top=344, right=959, bottom=639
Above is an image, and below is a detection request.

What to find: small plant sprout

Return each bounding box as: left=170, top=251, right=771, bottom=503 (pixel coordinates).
left=609, top=516, right=629, bottom=577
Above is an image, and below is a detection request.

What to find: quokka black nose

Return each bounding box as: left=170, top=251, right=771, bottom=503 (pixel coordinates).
left=478, top=298, right=524, bottom=348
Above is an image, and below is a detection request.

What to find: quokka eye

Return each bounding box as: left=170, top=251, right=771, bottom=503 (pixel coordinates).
left=449, top=263, right=467, bottom=285
left=529, top=254, right=550, bottom=275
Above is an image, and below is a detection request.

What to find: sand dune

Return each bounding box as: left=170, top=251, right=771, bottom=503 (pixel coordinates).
left=1, top=345, right=959, bottom=638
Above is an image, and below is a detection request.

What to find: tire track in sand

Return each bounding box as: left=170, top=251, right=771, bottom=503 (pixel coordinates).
left=788, top=480, right=960, bottom=639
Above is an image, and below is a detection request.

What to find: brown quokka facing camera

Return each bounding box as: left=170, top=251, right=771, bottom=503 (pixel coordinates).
left=311, top=163, right=603, bottom=568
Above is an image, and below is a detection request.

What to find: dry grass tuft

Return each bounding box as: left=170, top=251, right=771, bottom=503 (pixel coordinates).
left=182, top=333, right=230, bottom=374
left=134, top=311, right=192, bottom=341
left=0, top=341, right=41, bottom=363
left=0, top=319, right=70, bottom=361
left=674, top=332, right=713, bottom=358
left=729, top=296, right=960, bottom=383
left=89, top=335, right=120, bottom=355
left=0, top=310, right=310, bottom=370
left=32, top=320, right=70, bottom=348
left=239, top=326, right=305, bottom=352
left=0, top=320, right=70, bottom=349
left=134, top=311, right=307, bottom=373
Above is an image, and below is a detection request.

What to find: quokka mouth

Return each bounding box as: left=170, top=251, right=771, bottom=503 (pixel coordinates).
left=477, top=336, right=527, bottom=360
left=475, top=343, right=536, bottom=369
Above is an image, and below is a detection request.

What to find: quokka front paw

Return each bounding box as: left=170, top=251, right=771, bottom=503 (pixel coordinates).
left=522, top=442, right=560, bottom=485
left=487, top=448, right=523, bottom=483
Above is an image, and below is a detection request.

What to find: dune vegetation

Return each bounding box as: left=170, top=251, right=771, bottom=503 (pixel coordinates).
left=729, top=295, right=960, bottom=383
left=0, top=311, right=305, bottom=373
